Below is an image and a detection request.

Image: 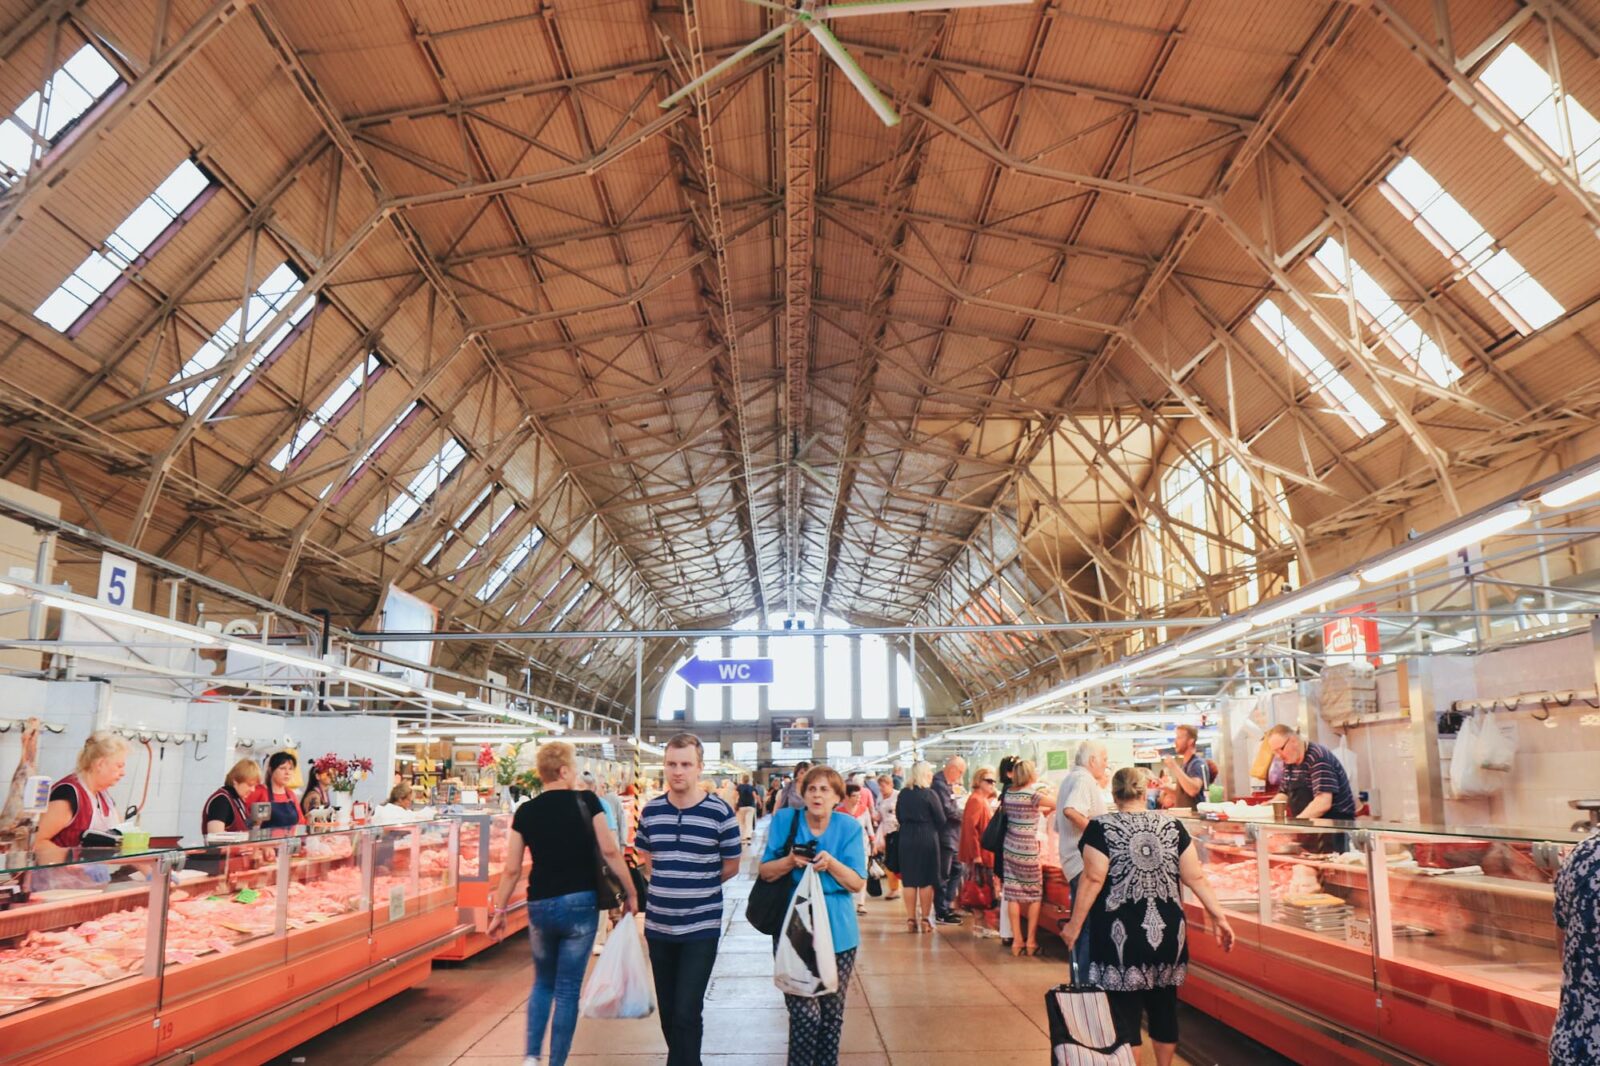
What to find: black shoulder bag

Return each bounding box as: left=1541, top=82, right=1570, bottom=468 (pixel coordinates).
left=577, top=793, right=626, bottom=910
left=745, top=808, right=802, bottom=935
left=980, top=788, right=1008, bottom=856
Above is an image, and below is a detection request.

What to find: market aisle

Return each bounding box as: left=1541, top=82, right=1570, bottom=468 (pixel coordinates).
left=271, top=827, right=1240, bottom=1066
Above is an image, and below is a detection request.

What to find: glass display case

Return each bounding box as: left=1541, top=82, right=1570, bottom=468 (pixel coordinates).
left=0, top=820, right=462, bottom=1065
left=439, top=809, right=523, bottom=960
left=1174, top=813, right=1576, bottom=1062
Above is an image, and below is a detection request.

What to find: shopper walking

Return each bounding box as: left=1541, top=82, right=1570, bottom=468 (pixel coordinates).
left=757, top=766, right=868, bottom=1066
left=735, top=773, right=760, bottom=843
left=1054, top=739, right=1109, bottom=975
left=892, top=761, right=943, bottom=931
left=489, top=741, right=637, bottom=1066
left=930, top=755, right=966, bottom=923
left=1001, top=759, right=1055, bottom=956
left=633, top=733, right=742, bottom=1066
left=1063, top=767, right=1235, bottom=1066
left=1552, top=830, right=1600, bottom=1065
left=874, top=773, right=901, bottom=900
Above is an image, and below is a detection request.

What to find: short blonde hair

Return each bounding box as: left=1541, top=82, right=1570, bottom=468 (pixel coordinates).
left=909, top=761, right=935, bottom=788
left=1011, top=759, right=1038, bottom=788
left=76, top=731, right=128, bottom=776
left=226, top=758, right=261, bottom=787
left=535, top=740, right=575, bottom=783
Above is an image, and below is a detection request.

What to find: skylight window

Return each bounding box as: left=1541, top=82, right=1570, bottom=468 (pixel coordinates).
left=270, top=353, right=383, bottom=471
left=1381, top=156, right=1563, bottom=334
left=523, top=565, right=575, bottom=625
left=475, top=524, right=546, bottom=602
left=1311, top=240, right=1461, bottom=386
left=458, top=502, right=520, bottom=572
left=371, top=437, right=468, bottom=535
left=424, top=484, right=493, bottom=568
left=0, top=44, right=120, bottom=186
left=324, top=400, right=422, bottom=503
left=167, top=262, right=312, bottom=415
left=35, top=159, right=214, bottom=335
left=1478, top=43, right=1600, bottom=189
left=550, top=582, right=593, bottom=630
left=1251, top=300, right=1385, bottom=435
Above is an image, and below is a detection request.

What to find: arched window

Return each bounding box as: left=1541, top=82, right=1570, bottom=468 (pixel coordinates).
left=657, top=613, right=925, bottom=722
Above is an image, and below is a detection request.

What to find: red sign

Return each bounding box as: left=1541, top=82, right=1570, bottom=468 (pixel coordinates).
left=1323, top=603, right=1380, bottom=664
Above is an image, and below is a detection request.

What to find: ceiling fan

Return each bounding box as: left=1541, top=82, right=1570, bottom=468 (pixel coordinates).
left=660, top=0, right=1033, bottom=127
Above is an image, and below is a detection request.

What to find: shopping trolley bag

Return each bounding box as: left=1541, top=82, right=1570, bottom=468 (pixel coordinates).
left=1044, top=960, right=1139, bottom=1066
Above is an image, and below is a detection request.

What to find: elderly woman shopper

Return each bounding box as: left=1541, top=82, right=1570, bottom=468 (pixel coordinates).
left=1063, top=767, right=1236, bottom=1066
left=489, top=741, right=637, bottom=1066
left=891, top=761, right=944, bottom=931
left=758, top=766, right=868, bottom=1066
left=873, top=773, right=901, bottom=900
left=958, top=766, right=998, bottom=914
left=1002, top=758, right=1055, bottom=956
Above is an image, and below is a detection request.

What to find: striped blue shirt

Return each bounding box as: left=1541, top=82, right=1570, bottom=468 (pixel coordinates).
left=634, top=793, right=741, bottom=941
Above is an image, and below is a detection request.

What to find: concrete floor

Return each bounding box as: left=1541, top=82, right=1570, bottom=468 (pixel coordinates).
left=273, top=830, right=1294, bottom=1066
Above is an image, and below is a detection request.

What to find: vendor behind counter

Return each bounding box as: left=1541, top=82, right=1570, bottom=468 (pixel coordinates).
left=35, top=731, right=128, bottom=862
left=1267, top=724, right=1357, bottom=824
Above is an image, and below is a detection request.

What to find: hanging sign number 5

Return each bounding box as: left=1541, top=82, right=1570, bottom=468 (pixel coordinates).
left=97, top=552, right=137, bottom=608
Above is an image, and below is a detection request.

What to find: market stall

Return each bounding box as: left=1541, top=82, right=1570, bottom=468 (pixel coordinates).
left=1173, top=813, right=1572, bottom=1066
left=0, top=820, right=465, bottom=1065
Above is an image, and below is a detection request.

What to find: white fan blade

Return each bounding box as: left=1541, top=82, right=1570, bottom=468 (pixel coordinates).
left=817, top=0, right=1032, bottom=18
left=804, top=20, right=901, bottom=126
left=659, top=21, right=795, bottom=110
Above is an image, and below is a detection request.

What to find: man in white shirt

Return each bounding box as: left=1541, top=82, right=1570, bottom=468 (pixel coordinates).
left=1053, top=740, right=1109, bottom=975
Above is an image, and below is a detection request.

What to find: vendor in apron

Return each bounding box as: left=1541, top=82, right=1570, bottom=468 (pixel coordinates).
left=202, top=758, right=266, bottom=836
left=1267, top=726, right=1356, bottom=854
left=262, top=751, right=306, bottom=831
left=35, top=731, right=128, bottom=864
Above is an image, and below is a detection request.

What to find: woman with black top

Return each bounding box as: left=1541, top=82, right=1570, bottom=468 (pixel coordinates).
left=300, top=765, right=334, bottom=819
left=489, top=740, right=637, bottom=1066
left=203, top=759, right=263, bottom=835
left=892, top=761, right=944, bottom=932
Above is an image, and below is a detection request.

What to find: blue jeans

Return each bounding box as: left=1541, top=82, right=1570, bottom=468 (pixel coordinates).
left=526, top=890, right=600, bottom=1064
left=1067, top=874, right=1092, bottom=980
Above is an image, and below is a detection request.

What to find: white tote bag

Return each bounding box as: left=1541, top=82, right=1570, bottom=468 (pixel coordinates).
left=773, top=864, right=838, bottom=997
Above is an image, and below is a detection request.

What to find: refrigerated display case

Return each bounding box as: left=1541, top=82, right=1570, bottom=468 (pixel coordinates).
left=0, top=819, right=465, bottom=1065
left=437, top=809, right=524, bottom=961
left=1175, top=813, right=1575, bottom=1066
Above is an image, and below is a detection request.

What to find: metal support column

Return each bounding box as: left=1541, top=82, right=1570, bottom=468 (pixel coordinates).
left=1403, top=658, right=1445, bottom=825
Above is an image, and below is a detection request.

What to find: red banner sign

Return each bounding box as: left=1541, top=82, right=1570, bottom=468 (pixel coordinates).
left=1323, top=603, right=1380, bottom=664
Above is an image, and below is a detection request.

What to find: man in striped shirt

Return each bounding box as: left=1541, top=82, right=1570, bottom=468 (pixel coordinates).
left=633, top=733, right=742, bottom=1066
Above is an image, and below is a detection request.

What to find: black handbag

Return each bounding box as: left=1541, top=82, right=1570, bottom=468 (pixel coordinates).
left=981, top=790, right=1008, bottom=856
left=577, top=793, right=626, bottom=910
left=745, top=809, right=802, bottom=935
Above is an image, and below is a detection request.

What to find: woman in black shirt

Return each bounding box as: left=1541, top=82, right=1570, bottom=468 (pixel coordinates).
left=490, top=741, right=636, bottom=1066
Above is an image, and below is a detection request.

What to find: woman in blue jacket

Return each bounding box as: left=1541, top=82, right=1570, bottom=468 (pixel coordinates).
left=757, top=765, right=867, bottom=1066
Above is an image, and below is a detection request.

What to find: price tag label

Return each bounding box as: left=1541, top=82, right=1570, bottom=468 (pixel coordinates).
left=97, top=552, right=137, bottom=608
left=388, top=885, right=406, bottom=922
left=233, top=888, right=260, bottom=904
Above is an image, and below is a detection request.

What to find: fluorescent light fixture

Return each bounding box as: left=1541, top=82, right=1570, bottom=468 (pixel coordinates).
left=39, top=593, right=220, bottom=645
left=1174, top=620, right=1252, bottom=656
left=1000, top=714, right=1097, bottom=726
left=1102, top=712, right=1203, bottom=725
left=0, top=582, right=18, bottom=596
left=337, top=667, right=414, bottom=694
left=1540, top=467, right=1600, bottom=508
left=1126, top=648, right=1180, bottom=674
left=1252, top=577, right=1362, bottom=627
left=1359, top=506, right=1531, bottom=583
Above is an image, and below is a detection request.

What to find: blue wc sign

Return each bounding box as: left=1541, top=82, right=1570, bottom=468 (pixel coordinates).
left=675, top=655, right=774, bottom=688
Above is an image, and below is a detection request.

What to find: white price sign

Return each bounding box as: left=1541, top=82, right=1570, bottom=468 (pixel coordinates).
left=97, top=552, right=137, bottom=608
left=388, top=884, right=406, bottom=922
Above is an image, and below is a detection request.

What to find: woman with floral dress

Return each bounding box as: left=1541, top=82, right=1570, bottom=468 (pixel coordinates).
left=1000, top=759, right=1054, bottom=956
left=1552, top=831, right=1600, bottom=1064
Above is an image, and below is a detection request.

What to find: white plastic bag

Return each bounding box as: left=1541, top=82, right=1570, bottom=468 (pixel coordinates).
left=579, top=920, right=655, bottom=1019
left=774, top=864, right=837, bottom=997
left=1332, top=736, right=1359, bottom=800
left=1474, top=713, right=1518, bottom=785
